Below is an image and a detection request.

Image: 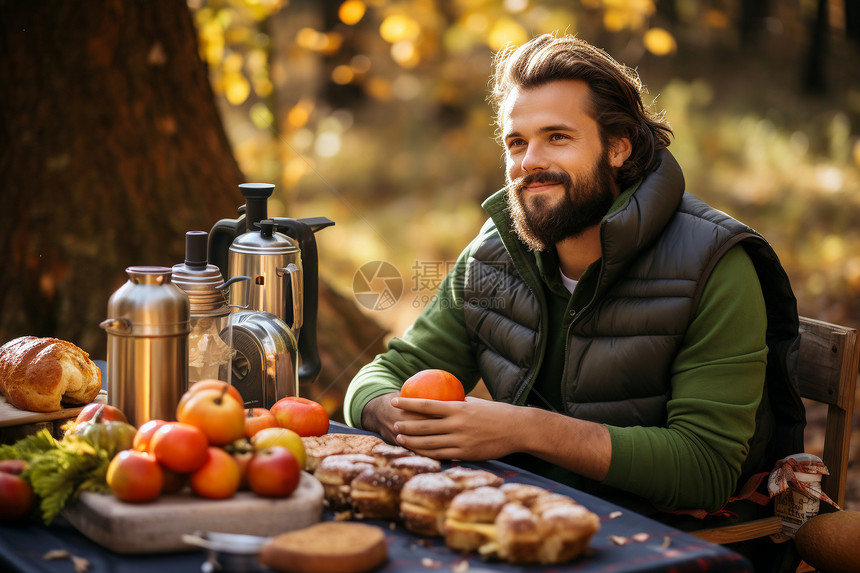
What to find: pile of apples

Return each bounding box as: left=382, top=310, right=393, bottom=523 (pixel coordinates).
left=106, top=380, right=330, bottom=503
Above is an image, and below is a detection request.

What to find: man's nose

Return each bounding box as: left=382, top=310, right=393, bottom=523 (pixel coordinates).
left=520, top=143, right=548, bottom=173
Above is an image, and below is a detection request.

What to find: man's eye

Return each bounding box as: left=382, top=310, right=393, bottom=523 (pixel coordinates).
left=507, top=139, right=525, bottom=149
left=550, top=133, right=568, bottom=141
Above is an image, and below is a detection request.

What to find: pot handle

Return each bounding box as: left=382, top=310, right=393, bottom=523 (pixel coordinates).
left=271, top=216, right=334, bottom=385
left=99, top=318, right=132, bottom=333
left=276, top=263, right=303, bottom=334
left=218, top=275, right=252, bottom=310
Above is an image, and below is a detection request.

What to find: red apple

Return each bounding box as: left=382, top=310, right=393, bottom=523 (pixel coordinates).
left=133, top=419, right=168, bottom=453
left=0, top=460, right=36, bottom=521
left=244, top=407, right=279, bottom=439
left=75, top=402, right=128, bottom=424
left=270, top=396, right=329, bottom=437
left=232, top=450, right=254, bottom=490
left=0, top=460, right=27, bottom=475
left=106, top=450, right=163, bottom=503
left=246, top=446, right=301, bottom=498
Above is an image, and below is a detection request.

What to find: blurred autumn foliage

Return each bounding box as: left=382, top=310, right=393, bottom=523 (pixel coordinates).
left=188, top=1, right=860, bottom=510
left=189, top=0, right=860, bottom=338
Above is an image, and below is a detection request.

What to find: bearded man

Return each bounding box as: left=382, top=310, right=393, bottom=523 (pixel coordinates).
left=344, top=33, right=804, bottom=570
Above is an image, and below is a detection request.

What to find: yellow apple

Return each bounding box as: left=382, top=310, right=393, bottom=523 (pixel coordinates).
left=251, top=427, right=306, bottom=470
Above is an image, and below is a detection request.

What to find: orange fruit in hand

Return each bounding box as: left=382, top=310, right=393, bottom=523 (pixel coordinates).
left=189, top=447, right=241, bottom=499
left=270, top=397, right=329, bottom=437
left=150, top=422, right=209, bottom=473
left=106, top=450, right=164, bottom=503
left=400, top=369, right=466, bottom=401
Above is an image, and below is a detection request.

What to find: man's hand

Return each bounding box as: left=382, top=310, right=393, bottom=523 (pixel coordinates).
left=390, top=396, right=523, bottom=461
left=388, top=396, right=612, bottom=481
left=360, top=392, right=428, bottom=444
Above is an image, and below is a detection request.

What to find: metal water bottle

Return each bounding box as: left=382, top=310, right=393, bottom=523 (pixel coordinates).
left=100, top=266, right=190, bottom=427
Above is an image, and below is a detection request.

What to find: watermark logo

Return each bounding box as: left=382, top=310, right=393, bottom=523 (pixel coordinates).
left=353, top=259, right=512, bottom=312
left=353, top=260, right=404, bottom=311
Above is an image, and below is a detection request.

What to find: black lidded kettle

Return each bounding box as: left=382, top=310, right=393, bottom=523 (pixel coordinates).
left=208, top=183, right=334, bottom=407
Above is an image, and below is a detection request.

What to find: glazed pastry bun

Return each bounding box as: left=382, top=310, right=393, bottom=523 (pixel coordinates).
left=400, top=472, right=463, bottom=537
left=443, top=486, right=507, bottom=553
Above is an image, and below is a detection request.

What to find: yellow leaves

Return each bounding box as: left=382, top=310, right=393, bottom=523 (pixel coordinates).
left=193, top=2, right=276, bottom=106
left=286, top=99, right=315, bottom=129
left=391, top=41, right=419, bottom=68
left=379, top=14, right=421, bottom=43
left=365, top=77, right=394, bottom=102
left=296, top=28, right=343, bottom=55
left=339, top=0, right=367, bottom=26
left=250, top=103, right=273, bottom=129
left=820, top=235, right=846, bottom=266
left=332, top=65, right=355, bottom=85
left=223, top=71, right=250, bottom=105
left=602, top=0, right=655, bottom=32
left=643, top=28, right=676, bottom=56
left=198, top=17, right=225, bottom=65
left=377, top=13, right=423, bottom=68
left=487, top=18, right=528, bottom=52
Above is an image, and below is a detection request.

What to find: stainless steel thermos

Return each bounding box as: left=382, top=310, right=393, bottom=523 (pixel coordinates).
left=100, top=266, right=190, bottom=427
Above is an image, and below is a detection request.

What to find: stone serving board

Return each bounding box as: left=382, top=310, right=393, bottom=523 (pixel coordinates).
left=62, top=471, right=324, bottom=554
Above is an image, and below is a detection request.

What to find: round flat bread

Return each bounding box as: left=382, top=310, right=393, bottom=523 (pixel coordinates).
left=259, top=522, right=387, bottom=573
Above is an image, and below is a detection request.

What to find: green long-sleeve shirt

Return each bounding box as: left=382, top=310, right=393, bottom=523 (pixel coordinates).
left=345, top=198, right=767, bottom=514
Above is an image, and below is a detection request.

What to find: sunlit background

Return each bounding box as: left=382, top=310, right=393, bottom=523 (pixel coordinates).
left=188, top=0, right=860, bottom=336
left=183, top=0, right=860, bottom=509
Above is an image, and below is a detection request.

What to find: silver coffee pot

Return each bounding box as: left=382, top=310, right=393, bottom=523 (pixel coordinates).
left=208, top=183, right=333, bottom=407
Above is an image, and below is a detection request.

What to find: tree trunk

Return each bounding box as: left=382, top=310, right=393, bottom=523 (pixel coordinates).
left=0, top=0, right=242, bottom=352
left=847, top=0, right=860, bottom=46
left=803, top=0, right=829, bottom=94
left=0, top=0, right=387, bottom=417
left=740, top=0, right=769, bottom=46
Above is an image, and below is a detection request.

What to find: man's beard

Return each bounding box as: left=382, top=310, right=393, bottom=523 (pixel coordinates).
left=506, top=153, right=617, bottom=252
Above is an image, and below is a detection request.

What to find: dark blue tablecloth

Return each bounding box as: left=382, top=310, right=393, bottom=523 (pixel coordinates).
left=0, top=422, right=752, bottom=573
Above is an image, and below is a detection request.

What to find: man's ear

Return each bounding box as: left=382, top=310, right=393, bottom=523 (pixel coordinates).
left=608, top=137, right=632, bottom=169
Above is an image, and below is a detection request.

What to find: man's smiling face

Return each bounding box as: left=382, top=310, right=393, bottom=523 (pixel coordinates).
left=502, top=79, right=626, bottom=251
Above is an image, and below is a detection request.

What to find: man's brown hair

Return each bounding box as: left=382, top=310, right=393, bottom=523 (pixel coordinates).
left=489, top=33, right=673, bottom=190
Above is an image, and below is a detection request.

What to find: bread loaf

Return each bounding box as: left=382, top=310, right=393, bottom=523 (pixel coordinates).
left=259, top=522, right=388, bottom=573
left=0, top=336, right=102, bottom=412
left=795, top=510, right=860, bottom=573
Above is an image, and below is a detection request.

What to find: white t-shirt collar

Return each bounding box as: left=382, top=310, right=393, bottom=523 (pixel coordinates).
left=559, top=267, right=578, bottom=294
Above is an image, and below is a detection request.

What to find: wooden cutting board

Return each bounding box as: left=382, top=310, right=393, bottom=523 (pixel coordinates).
left=0, top=391, right=107, bottom=428
left=63, top=471, right=325, bottom=554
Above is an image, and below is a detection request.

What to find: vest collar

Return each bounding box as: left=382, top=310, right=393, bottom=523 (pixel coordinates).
left=596, top=149, right=685, bottom=294
left=481, top=149, right=686, bottom=296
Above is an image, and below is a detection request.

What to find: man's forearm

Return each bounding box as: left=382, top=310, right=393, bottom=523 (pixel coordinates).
left=518, top=406, right=611, bottom=481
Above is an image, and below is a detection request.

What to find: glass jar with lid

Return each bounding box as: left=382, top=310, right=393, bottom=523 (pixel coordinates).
left=172, top=231, right=248, bottom=389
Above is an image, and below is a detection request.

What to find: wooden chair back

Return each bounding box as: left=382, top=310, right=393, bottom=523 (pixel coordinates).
left=692, top=316, right=859, bottom=545
left=795, top=316, right=859, bottom=507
